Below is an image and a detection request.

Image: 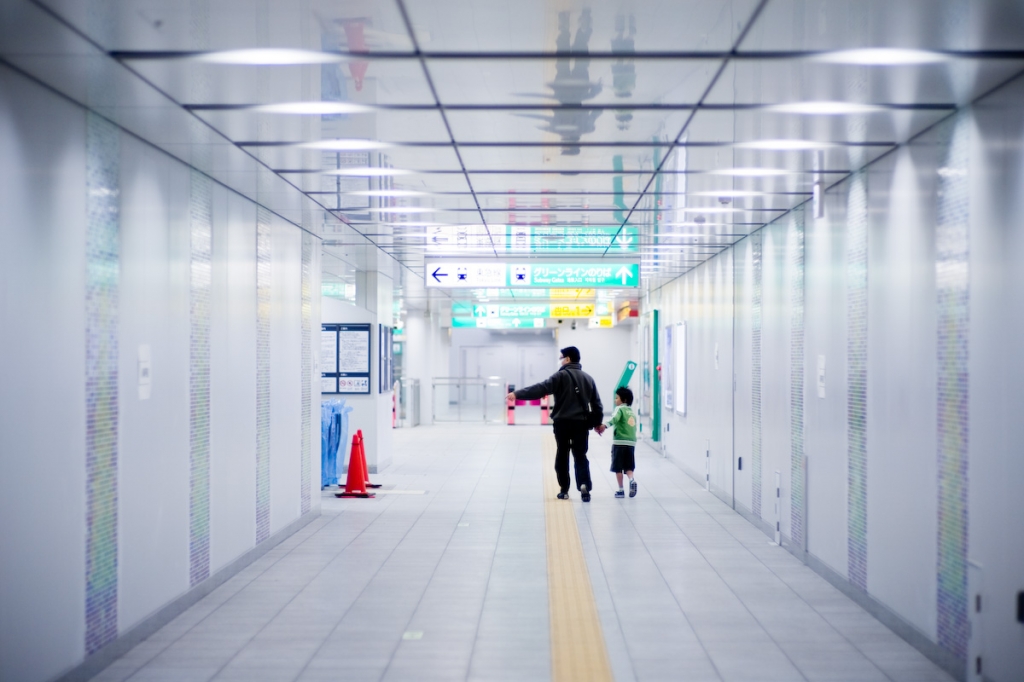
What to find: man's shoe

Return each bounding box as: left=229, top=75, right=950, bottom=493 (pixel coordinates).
left=557, top=491, right=569, bottom=500
left=580, top=484, right=590, bottom=502
left=614, top=490, right=625, bottom=498
left=629, top=480, right=638, bottom=497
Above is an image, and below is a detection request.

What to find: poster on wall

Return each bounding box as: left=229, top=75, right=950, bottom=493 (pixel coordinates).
left=675, top=322, right=686, bottom=416
left=663, top=324, right=673, bottom=411
left=321, top=323, right=371, bottom=394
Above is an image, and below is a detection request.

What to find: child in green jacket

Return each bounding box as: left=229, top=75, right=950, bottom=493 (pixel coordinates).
left=599, top=386, right=638, bottom=498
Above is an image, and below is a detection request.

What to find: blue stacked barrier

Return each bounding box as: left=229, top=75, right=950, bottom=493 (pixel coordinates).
left=320, top=399, right=352, bottom=488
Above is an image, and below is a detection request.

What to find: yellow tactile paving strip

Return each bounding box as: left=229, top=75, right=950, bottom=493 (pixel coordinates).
left=543, top=436, right=614, bottom=682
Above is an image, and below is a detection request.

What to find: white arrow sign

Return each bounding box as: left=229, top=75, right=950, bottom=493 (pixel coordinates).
left=616, top=266, right=632, bottom=285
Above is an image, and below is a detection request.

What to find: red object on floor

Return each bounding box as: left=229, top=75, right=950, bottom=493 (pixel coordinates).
left=336, top=435, right=374, bottom=498
left=356, top=430, right=382, bottom=488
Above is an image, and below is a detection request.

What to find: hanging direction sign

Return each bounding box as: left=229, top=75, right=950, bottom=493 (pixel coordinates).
left=452, top=301, right=613, bottom=319
left=426, top=262, right=639, bottom=289
left=451, top=317, right=547, bottom=329
left=425, top=225, right=638, bottom=253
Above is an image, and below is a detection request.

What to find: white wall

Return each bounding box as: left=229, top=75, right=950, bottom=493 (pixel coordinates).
left=647, top=76, right=1024, bottom=679
left=556, top=324, right=636, bottom=411
left=0, top=65, right=320, bottom=682
left=0, top=66, right=88, bottom=682
left=321, top=293, right=395, bottom=473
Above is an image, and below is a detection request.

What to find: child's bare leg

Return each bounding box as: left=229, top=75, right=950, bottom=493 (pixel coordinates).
left=626, top=470, right=634, bottom=480
left=615, top=472, right=624, bottom=488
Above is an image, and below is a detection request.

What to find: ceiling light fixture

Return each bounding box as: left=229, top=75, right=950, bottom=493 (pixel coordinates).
left=676, top=207, right=743, bottom=214
left=252, top=102, right=374, bottom=115
left=302, top=139, right=393, bottom=151
left=709, top=168, right=790, bottom=176
left=196, top=49, right=346, bottom=65
left=693, top=190, right=769, bottom=198
left=363, top=207, right=438, bottom=214
left=767, top=101, right=885, bottom=115
left=345, top=190, right=432, bottom=197
left=323, top=168, right=414, bottom=176
left=734, top=140, right=836, bottom=151
left=815, top=48, right=949, bottom=66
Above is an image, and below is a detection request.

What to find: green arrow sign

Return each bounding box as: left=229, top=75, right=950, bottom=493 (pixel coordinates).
left=528, top=263, right=639, bottom=287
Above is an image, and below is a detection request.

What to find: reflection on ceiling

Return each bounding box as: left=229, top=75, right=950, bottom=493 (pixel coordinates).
left=4, top=0, right=1024, bottom=302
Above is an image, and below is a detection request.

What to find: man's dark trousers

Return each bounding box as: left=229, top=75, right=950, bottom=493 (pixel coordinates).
left=552, top=419, right=592, bottom=492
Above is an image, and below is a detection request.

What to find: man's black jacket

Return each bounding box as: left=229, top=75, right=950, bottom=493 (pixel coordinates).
left=513, top=362, right=604, bottom=423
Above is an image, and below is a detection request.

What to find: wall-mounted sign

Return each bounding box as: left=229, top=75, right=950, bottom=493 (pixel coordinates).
left=322, top=323, right=371, bottom=394
left=589, top=316, right=615, bottom=328
left=426, top=261, right=639, bottom=289
left=550, top=288, right=596, bottom=299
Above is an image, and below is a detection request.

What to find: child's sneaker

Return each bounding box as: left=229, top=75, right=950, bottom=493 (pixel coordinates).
left=614, top=490, right=625, bottom=498
left=629, top=480, right=638, bottom=497
left=580, top=484, right=590, bottom=502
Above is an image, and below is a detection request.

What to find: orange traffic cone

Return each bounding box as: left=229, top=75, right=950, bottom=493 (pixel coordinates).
left=357, top=431, right=382, bottom=488
left=336, top=435, right=374, bottom=498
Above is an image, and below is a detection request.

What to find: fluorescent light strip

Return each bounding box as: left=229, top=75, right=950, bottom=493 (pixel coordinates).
left=252, top=102, right=374, bottom=115
left=301, top=139, right=394, bottom=151
left=708, top=167, right=791, bottom=176
left=815, top=48, right=950, bottom=66
left=345, top=190, right=432, bottom=197
left=322, top=168, right=413, bottom=176
left=767, top=101, right=886, bottom=115
left=734, top=139, right=837, bottom=150
left=196, top=49, right=347, bottom=65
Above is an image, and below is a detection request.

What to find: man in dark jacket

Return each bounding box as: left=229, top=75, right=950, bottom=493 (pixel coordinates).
left=506, top=346, right=603, bottom=502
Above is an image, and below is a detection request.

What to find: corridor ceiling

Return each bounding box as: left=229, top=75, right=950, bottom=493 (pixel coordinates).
left=4, top=0, right=1024, bottom=291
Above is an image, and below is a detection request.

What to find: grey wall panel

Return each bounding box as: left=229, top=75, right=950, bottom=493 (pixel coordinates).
left=760, top=222, right=793, bottom=537
left=0, top=66, right=88, bottom=682
left=209, top=189, right=258, bottom=572
left=733, top=237, right=754, bottom=513
left=804, top=185, right=851, bottom=576
left=269, top=218, right=303, bottom=535
left=116, top=135, right=191, bottom=632
left=967, top=77, right=1024, bottom=681
left=865, top=148, right=939, bottom=637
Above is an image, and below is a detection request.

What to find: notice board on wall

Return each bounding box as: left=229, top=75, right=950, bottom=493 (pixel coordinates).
left=322, top=323, right=371, bottom=394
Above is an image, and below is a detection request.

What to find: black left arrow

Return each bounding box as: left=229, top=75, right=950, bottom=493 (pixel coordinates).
left=432, top=267, right=448, bottom=283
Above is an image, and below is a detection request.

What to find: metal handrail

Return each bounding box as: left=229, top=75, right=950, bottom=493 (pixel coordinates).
left=431, top=376, right=506, bottom=423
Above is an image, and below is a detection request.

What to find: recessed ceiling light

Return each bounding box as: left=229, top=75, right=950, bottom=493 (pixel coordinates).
left=346, top=190, right=432, bottom=197
left=734, top=140, right=836, bottom=150
left=364, top=207, right=438, bottom=214
left=302, top=139, right=393, bottom=151
left=767, top=101, right=885, bottom=115
left=252, top=102, right=374, bottom=115
left=815, top=48, right=949, bottom=66
left=693, top=190, right=769, bottom=198
left=323, top=168, right=414, bottom=176
left=676, top=207, right=743, bottom=213
left=709, top=168, right=790, bottom=176
left=196, top=49, right=346, bottom=65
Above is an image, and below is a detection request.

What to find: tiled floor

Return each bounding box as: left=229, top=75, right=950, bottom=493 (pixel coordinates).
left=92, top=425, right=954, bottom=682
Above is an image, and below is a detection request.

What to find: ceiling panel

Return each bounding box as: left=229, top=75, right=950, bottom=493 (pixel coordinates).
left=740, top=0, right=1024, bottom=52
left=427, top=58, right=717, bottom=106
left=403, top=0, right=762, bottom=52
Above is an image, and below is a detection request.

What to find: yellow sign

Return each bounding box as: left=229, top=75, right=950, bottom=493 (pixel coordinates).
left=551, top=304, right=595, bottom=318
left=550, top=288, right=596, bottom=299
left=589, top=316, right=614, bottom=328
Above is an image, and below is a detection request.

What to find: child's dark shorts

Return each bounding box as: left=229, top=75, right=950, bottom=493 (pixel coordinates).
left=610, top=445, right=636, bottom=473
